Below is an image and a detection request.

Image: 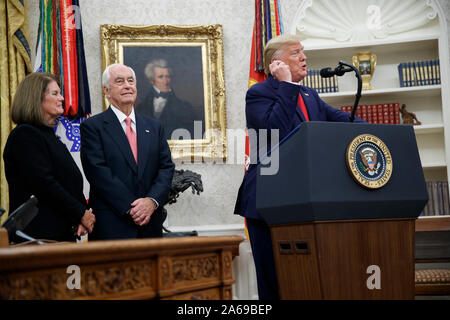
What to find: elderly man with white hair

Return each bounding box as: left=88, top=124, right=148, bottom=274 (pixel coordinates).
left=80, top=63, right=174, bottom=240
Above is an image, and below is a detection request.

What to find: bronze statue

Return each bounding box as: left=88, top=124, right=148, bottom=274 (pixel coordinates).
left=401, top=104, right=421, bottom=125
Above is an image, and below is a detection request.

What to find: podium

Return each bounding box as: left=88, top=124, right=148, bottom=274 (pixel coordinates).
left=256, top=122, right=428, bottom=299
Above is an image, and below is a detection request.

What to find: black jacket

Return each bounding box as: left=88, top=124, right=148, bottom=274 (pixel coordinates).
left=136, top=88, right=204, bottom=141
left=3, top=124, right=87, bottom=241
left=80, top=108, right=174, bottom=240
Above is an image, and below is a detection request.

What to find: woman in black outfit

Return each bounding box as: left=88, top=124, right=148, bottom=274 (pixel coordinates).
left=3, top=72, right=95, bottom=242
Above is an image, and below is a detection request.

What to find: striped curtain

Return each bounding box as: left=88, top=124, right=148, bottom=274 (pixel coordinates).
left=34, top=0, right=91, bottom=118
left=246, top=0, right=284, bottom=170
left=248, top=0, right=284, bottom=88
left=244, top=0, right=284, bottom=241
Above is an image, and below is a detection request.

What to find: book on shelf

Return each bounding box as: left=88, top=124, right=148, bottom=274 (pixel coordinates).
left=442, top=181, right=450, bottom=215
left=424, top=182, right=434, bottom=216
left=421, top=184, right=428, bottom=216
left=423, top=181, right=450, bottom=216
left=436, top=59, right=441, bottom=85
left=340, top=103, right=400, bottom=124
left=432, top=181, right=441, bottom=216
left=398, top=59, right=440, bottom=87
left=301, top=69, right=339, bottom=93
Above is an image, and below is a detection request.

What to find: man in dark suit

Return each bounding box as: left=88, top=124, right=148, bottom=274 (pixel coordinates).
left=80, top=63, right=175, bottom=240
left=234, top=35, right=364, bottom=299
left=136, top=59, right=203, bottom=141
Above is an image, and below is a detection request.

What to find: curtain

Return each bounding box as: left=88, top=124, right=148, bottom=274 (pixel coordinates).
left=0, top=0, right=32, bottom=223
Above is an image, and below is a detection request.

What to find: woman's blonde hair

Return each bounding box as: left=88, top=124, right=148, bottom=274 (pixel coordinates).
left=263, top=34, right=303, bottom=74
left=11, top=72, right=60, bottom=126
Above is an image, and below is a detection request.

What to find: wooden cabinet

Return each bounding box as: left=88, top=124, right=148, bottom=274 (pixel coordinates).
left=0, top=236, right=243, bottom=300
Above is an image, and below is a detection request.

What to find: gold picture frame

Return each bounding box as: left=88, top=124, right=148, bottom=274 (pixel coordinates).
left=100, top=24, right=227, bottom=162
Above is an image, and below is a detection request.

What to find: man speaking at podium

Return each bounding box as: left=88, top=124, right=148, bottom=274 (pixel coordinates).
left=234, top=34, right=364, bottom=299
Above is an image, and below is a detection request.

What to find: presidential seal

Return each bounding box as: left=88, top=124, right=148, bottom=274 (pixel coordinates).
left=346, top=134, right=393, bottom=189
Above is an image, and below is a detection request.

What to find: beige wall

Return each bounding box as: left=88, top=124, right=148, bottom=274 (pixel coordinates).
left=26, top=0, right=450, bottom=228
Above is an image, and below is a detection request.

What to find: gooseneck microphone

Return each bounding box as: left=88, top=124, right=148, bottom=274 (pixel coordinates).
left=320, top=61, right=362, bottom=122
left=319, top=64, right=354, bottom=78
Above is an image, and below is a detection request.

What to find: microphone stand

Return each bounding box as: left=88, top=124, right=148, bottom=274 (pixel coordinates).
left=336, top=60, right=362, bottom=122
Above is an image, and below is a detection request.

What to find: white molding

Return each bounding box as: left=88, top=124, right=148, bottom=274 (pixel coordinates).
left=414, top=124, right=444, bottom=135
left=320, top=85, right=441, bottom=99
left=419, top=215, right=450, bottom=219
left=291, top=0, right=440, bottom=44
left=304, top=34, right=439, bottom=51
left=434, top=0, right=450, bottom=184
left=169, top=223, right=246, bottom=236
left=422, top=162, right=447, bottom=169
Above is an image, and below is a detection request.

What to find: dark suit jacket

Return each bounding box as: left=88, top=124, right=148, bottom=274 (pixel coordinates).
left=80, top=107, right=175, bottom=240
left=3, top=124, right=86, bottom=241
left=234, top=75, right=364, bottom=221
left=136, top=87, right=204, bottom=141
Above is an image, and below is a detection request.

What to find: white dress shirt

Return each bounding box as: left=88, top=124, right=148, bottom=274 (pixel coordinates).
left=110, top=104, right=137, bottom=134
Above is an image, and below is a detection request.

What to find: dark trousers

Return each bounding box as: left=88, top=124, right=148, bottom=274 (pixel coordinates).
left=137, top=208, right=164, bottom=238
left=246, top=218, right=280, bottom=300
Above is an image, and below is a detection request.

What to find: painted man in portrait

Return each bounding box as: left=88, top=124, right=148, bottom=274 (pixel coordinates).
left=136, top=58, right=203, bottom=141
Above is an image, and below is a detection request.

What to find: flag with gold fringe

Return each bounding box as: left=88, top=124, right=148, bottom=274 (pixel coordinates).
left=244, top=0, right=283, bottom=240
left=34, top=0, right=90, bottom=119
left=246, top=0, right=283, bottom=170
left=248, top=0, right=283, bottom=89
left=33, top=0, right=91, bottom=210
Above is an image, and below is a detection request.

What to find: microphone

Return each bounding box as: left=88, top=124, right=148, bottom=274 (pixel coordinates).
left=320, top=65, right=354, bottom=78
left=319, top=61, right=362, bottom=123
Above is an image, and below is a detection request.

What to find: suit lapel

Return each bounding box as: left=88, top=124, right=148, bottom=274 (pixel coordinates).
left=269, top=75, right=305, bottom=125
left=296, top=91, right=306, bottom=123
left=103, top=107, right=138, bottom=174
left=283, top=84, right=308, bottom=123
left=299, top=86, right=314, bottom=121
left=136, top=114, right=151, bottom=179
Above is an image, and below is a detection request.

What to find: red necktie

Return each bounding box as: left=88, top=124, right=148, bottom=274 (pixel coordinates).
left=125, top=117, right=138, bottom=164
left=297, top=93, right=310, bottom=121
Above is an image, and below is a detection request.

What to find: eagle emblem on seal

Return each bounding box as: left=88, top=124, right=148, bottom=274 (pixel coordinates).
left=359, top=147, right=381, bottom=176
left=346, top=134, right=393, bottom=189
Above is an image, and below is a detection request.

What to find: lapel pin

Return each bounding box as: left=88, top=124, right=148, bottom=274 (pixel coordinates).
left=305, top=93, right=310, bottom=96
left=145, top=130, right=150, bottom=133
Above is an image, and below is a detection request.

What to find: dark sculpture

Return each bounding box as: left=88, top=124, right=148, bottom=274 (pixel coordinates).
left=164, top=169, right=204, bottom=206
left=161, top=169, right=203, bottom=237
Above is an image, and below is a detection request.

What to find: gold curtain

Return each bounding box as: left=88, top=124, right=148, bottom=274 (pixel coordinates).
left=0, top=0, right=32, bottom=223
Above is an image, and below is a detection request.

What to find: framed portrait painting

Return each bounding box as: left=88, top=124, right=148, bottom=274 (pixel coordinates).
left=100, top=24, right=227, bottom=162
